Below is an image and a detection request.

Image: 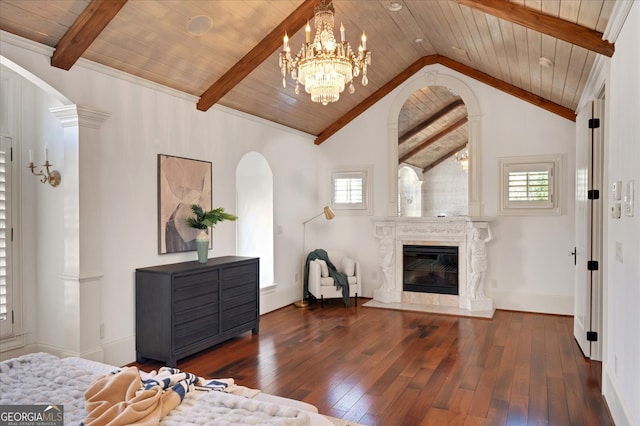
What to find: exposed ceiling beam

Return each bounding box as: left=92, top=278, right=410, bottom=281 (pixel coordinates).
left=399, top=99, right=465, bottom=144
left=437, top=56, right=576, bottom=121
left=454, top=0, right=614, bottom=57
left=399, top=116, right=468, bottom=164
left=315, top=56, right=439, bottom=144
left=316, top=54, right=575, bottom=145
left=51, top=0, right=128, bottom=70
left=423, top=142, right=468, bottom=173
left=197, top=0, right=322, bottom=112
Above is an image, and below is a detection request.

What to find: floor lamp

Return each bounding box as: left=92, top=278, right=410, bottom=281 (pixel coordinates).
left=294, top=206, right=336, bottom=308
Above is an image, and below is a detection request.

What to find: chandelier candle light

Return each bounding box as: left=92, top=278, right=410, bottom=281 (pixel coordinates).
left=279, top=0, right=372, bottom=105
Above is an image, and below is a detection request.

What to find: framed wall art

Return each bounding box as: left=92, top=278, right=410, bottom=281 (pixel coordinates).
left=158, top=154, right=212, bottom=254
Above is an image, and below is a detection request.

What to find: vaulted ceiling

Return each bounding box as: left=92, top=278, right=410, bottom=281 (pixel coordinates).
left=0, top=0, right=618, bottom=170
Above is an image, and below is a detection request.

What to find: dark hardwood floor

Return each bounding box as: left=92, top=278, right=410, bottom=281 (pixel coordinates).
left=131, top=299, right=612, bottom=425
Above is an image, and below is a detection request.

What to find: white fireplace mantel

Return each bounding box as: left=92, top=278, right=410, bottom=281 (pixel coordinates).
left=373, top=216, right=495, bottom=315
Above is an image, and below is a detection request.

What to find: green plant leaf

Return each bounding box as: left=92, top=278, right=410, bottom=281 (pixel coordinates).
left=185, top=204, right=237, bottom=229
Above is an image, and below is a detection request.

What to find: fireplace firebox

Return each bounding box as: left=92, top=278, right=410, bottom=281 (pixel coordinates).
left=403, top=245, right=459, bottom=295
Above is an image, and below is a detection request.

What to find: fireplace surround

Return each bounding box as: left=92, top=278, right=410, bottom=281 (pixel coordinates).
left=373, top=217, right=494, bottom=315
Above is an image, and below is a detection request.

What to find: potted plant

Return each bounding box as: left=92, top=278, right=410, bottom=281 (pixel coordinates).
left=186, top=204, right=237, bottom=263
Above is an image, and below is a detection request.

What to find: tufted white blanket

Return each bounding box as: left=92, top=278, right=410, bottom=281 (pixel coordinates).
left=0, top=353, right=312, bottom=426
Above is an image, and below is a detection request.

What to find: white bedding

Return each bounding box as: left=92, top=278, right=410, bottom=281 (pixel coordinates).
left=0, top=353, right=333, bottom=426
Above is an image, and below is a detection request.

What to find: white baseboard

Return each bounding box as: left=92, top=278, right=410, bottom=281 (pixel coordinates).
left=1, top=338, right=135, bottom=367
left=603, top=364, right=635, bottom=426
left=102, top=336, right=136, bottom=367
left=486, top=289, right=573, bottom=315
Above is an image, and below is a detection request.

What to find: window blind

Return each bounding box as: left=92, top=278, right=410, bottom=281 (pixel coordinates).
left=334, top=177, right=363, bottom=204
left=0, top=141, right=7, bottom=322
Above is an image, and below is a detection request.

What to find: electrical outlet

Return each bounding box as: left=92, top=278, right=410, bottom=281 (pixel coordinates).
left=100, top=323, right=105, bottom=339
left=295, top=272, right=299, bottom=283
left=614, top=355, right=618, bottom=375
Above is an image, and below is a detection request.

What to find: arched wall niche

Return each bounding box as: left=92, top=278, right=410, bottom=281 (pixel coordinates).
left=386, top=70, right=483, bottom=217
left=236, top=151, right=274, bottom=290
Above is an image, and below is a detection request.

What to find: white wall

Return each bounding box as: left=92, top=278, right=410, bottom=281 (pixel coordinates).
left=601, top=2, right=639, bottom=424
left=316, top=64, right=576, bottom=314
left=1, top=34, right=318, bottom=365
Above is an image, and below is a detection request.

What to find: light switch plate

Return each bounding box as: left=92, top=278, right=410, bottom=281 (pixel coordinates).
left=611, top=203, right=621, bottom=219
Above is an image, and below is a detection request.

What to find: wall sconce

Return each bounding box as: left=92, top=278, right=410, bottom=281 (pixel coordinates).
left=28, top=146, right=61, bottom=187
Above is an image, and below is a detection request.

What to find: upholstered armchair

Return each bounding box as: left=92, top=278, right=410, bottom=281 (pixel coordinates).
left=307, top=251, right=361, bottom=307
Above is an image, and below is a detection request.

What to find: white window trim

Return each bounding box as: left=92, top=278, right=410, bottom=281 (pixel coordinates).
left=499, top=154, right=563, bottom=216
left=329, top=165, right=373, bottom=216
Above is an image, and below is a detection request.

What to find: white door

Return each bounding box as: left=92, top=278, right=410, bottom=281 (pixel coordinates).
left=574, top=99, right=604, bottom=360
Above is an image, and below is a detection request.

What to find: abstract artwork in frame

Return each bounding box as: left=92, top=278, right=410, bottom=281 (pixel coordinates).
left=158, top=154, right=212, bottom=254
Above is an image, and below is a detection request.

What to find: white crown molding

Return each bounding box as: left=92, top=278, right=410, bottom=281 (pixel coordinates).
left=212, top=104, right=315, bottom=140
left=1, top=30, right=197, bottom=104
left=50, top=105, right=111, bottom=129
left=603, top=0, right=635, bottom=42
left=576, top=55, right=607, bottom=112
left=2, top=31, right=313, bottom=138
left=75, top=58, right=199, bottom=103
left=0, top=30, right=54, bottom=56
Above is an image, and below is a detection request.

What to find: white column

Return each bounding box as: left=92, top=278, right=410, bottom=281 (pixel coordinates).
left=467, top=115, right=482, bottom=216
left=50, top=105, right=111, bottom=361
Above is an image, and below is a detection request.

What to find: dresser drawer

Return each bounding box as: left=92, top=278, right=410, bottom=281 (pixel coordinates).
left=174, top=303, right=218, bottom=325
left=222, top=301, right=257, bottom=332
left=173, top=271, right=218, bottom=312
left=222, top=281, right=256, bottom=305
left=221, top=263, right=256, bottom=281
left=174, top=314, right=218, bottom=350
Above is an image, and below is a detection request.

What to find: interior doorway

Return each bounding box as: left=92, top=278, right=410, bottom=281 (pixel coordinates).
left=573, top=92, right=604, bottom=361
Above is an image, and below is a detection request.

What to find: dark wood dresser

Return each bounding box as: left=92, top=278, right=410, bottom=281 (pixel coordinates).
left=135, top=256, right=259, bottom=366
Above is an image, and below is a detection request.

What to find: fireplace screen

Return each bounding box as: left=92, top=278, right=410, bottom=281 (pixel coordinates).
left=403, top=245, right=459, bottom=295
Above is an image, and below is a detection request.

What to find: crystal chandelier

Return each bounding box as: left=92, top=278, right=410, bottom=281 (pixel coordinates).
left=279, top=0, right=372, bottom=106
left=455, top=149, right=469, bottom=171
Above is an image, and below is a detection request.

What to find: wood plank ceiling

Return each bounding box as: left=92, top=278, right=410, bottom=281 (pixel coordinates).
left=0, top=0, right=617, bottom=171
